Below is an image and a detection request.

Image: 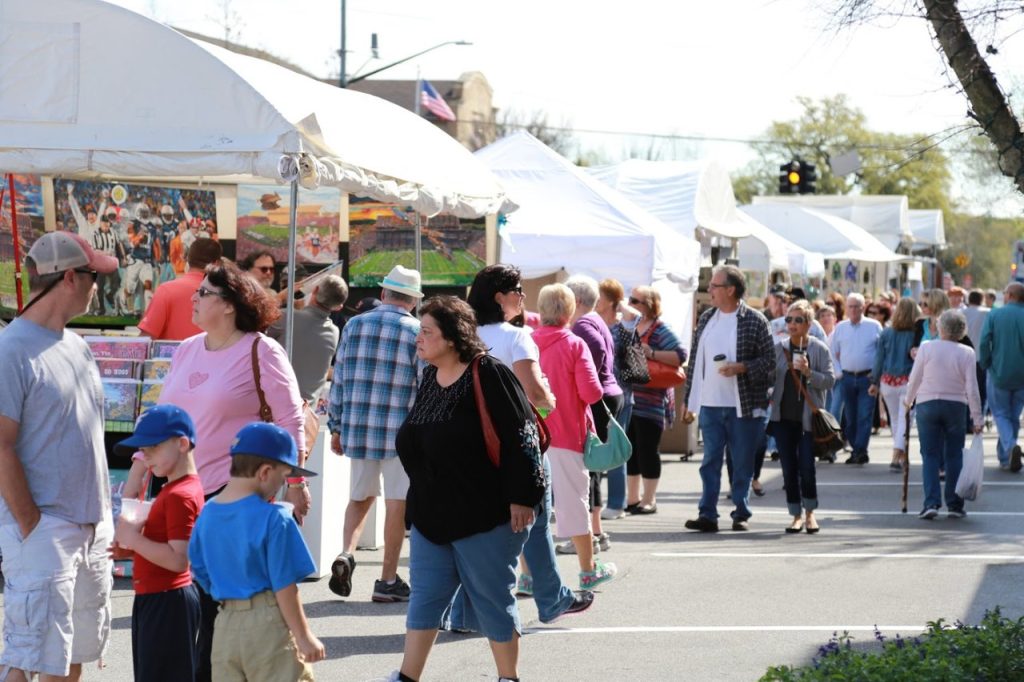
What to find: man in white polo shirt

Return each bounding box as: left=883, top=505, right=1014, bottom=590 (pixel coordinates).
left=831, top=292, right=883, bottom=465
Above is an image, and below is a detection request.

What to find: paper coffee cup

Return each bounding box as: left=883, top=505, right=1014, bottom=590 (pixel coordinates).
left=713, top=354, right=727, bottom=372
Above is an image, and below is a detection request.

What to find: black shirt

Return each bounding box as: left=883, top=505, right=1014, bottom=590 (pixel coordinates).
left=396, top=355, right=546, bottom=544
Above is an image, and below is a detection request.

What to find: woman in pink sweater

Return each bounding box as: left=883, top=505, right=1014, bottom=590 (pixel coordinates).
left=124, top=258, right=305, bottom=681
left=532, top=284, right=617, bottom=591
left=904, top=309, right=983, bottom=521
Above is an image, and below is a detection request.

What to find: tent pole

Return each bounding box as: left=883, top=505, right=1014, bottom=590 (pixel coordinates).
left=8, top=174, right=24, bottom=312
left=285, top=179, right=298, bottom=361
left=414, top=212, right=422, bottom=275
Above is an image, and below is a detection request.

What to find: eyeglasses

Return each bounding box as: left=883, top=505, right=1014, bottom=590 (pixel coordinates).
left=502, top=285, right=524, bottom=295
left=254, top=266, right=275, bottom=274
left=196, top=286, right=226, bottom=299
left=628, top=297, right=646, bottom=305
left=784, top=316, right=807, bottom=324
left=73, top=268, right=98, bottom=282
left=708, top=283, right=730, bottom=290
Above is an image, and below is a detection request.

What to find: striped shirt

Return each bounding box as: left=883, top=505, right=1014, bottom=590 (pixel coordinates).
left=93, top=229, right=119, bottom=256
left=327, top=304, right=420, bottom=460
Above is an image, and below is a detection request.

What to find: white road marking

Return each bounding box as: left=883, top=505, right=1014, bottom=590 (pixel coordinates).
left=745, top=509, right=1024, bottom=516
left=651, top=551, right=1024, bottom=561
left=526, top=625, right=925, bottom=635
left=815, top=481, right=1024, bottom=486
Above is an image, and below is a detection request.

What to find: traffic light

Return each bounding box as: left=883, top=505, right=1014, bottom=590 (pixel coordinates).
left=778, top=159, right=818, bottom=194
left=778, top=161, right=800, bottom=194
left=799, top=160, right=817, bottom=194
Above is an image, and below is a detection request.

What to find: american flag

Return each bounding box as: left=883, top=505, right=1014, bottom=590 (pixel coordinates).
left=419, top=80, right=456, bottom=121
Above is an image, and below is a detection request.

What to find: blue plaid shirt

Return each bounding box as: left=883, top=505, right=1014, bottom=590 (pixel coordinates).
left=327, top=304, right=421, bottom=460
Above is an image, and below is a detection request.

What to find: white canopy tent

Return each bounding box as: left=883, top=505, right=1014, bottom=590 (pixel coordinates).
left=751, top=195, right=911, bottom=252
left=0, top=0, right=516, bottom=351
left=0, top=0, right=513, bottom=219
left=588, top=159, right=754, bottom=241
left=475, top=132, right=701, bottom=341
left=740, top=205, right=903, bottom=263
left=734, top=211, right=826, bottom=278
left=908, top=209, right=946, bottom=250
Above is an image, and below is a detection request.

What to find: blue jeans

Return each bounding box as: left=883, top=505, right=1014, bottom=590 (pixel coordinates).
left=770, top=420, right=818, bottom=516
left=987, top=377, right=1024, bottom=466
left=448, top=456, right=573, bottom=628
left=698, top=407, right=765, bottom=521
left=840, top=373, right=874, bottom=454
left=606, top=389, right=630, bottom=510
left=915, top=400, right=967, bottom=512
left=409, top=522, right=529, bottom=642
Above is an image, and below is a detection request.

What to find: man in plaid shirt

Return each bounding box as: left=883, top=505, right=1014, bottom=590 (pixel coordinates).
left=328, top=265, right=422, bottom=603
left=683, top=265, right=775, bottom=533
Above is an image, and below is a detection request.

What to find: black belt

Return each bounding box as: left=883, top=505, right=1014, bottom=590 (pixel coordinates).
left=843, top=370, right=871, bottom=377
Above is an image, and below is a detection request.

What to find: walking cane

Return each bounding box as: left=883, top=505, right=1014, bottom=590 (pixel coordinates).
left=901, top=401, right=913, bottom=513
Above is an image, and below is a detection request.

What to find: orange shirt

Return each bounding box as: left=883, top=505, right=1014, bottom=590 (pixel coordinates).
left=170, top=236, right=185, bottom=275
left=138, top=270, right=204, bottom=340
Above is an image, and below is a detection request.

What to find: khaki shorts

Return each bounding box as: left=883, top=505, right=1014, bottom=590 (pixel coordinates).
left=348, top=457, right=409, bottom=501
left=0, top=514, right=113, bottom=677
left=212, top=591, right=314, bottom=682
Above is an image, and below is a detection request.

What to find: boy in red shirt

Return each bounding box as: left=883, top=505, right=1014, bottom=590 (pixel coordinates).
left=114, top=404, right=205, bottom=682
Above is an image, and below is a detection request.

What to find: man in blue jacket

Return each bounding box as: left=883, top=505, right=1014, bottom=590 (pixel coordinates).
left=978, top=282, right=1024, bottom=471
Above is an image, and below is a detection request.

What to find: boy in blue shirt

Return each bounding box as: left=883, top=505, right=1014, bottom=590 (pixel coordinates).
left=188, top=422, right=326, bottom=681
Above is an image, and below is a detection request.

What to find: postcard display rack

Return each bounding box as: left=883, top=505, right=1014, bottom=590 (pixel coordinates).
left=86, top=336, right=179, bottom=578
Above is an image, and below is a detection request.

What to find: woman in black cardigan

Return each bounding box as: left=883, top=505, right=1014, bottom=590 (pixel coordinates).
left=394, top=296, right=545, bottom=682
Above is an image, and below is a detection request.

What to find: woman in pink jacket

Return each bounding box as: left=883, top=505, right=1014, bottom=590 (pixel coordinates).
left=532, top=284, right=618, bottom=591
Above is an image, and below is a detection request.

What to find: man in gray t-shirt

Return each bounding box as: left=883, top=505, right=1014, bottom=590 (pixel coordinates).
left=0, top=231, right=119, bottom=678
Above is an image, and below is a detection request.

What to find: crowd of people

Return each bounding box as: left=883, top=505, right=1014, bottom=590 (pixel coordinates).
left=1, top=231, right=1021, bottom=681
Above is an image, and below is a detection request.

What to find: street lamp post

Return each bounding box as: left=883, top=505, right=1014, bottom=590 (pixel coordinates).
left=345, top=40, right=472, bottom=86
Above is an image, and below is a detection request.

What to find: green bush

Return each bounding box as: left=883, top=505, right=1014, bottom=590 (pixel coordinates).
left=762, top=609, right=1024, bottom=681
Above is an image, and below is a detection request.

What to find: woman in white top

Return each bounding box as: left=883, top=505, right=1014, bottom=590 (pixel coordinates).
left=446, top=265, right=592, bottom=627
left=904, top=309, right=983, bottom=520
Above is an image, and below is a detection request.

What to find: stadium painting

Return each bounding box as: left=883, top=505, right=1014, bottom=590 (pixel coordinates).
left=237, top=185, right=341, bottom=265
left=348, top=196, right=486, bottom=288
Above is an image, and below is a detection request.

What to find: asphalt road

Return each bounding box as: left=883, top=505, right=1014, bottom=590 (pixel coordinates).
left=10, top=427, right=1024, bottom=681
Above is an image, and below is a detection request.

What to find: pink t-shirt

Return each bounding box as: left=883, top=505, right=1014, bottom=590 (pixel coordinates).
left=154, top=332, right=305, bottom=494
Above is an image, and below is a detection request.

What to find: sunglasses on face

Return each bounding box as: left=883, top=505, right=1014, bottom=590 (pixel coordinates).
left=254, top=266, right=275, bottom=274
left=628, top=297, right=646, bottom=305
left=784, top=316, right=807, bottom=324
left=502, top=285, right=524, bottom=295
left=73, top=268, right=99, bottom=282
left=196, top=286, right=226, bottom=299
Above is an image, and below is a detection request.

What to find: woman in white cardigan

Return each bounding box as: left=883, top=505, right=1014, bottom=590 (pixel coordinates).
left=904, top=309, right=983, bottom=520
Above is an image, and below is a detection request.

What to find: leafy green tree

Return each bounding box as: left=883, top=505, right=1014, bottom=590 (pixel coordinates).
left=731, top=95, right=954, bottom=215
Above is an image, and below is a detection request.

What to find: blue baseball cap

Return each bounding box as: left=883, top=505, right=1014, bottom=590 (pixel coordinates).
left=229, top=422, right=318, bottom=477
left=115, top=404, right=196, bottom=454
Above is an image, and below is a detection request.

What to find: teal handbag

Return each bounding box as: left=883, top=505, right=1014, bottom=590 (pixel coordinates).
left=583, top=404, right=633, bottom=472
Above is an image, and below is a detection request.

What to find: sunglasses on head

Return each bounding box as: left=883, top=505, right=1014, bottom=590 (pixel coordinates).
left=73, top=268, right=98, bottom=282
left=196, top=286, right=226, bottom=299
left=784, top=315, right=807, bottom=324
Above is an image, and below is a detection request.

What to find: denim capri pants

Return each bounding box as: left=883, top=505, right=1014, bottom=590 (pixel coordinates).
left=407, top=522, right=529, bottom=642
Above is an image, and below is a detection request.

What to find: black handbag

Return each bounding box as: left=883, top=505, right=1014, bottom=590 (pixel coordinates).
left=614, top=324, right=650, bottom=386
left=784, top=349, right=844, bottom=457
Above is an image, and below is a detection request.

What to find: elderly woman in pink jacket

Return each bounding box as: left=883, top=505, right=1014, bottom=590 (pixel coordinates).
left=532, top=283, right=618, bottom=591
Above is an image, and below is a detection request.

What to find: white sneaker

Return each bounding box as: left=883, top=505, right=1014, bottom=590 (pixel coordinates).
left=601, top=507, right=626, bottom=520
left=555, top=537, right=600, bottom=555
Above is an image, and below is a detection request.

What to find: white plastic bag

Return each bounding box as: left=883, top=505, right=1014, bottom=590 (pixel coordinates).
left=955, top=435, right=985, bottom=501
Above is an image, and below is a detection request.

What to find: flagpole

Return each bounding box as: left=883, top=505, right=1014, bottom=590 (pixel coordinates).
left=414, top=68, right=422, bottom=116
